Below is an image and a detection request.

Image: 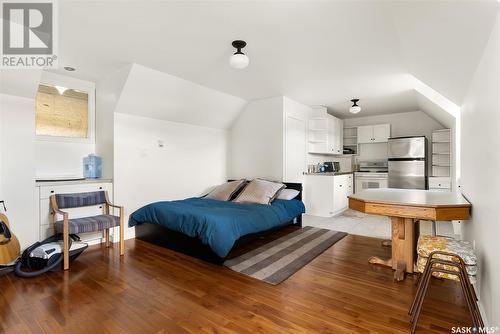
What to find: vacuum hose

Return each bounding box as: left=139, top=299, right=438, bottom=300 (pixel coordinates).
left=14, top=254, right=63, bottom=278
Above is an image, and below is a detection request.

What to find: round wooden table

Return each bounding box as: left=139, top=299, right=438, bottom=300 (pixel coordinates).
left=348, top=189, right=471, bottom=281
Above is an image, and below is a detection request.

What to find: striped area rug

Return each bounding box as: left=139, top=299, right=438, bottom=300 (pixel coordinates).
left=224, top=227, right=347, bottom=285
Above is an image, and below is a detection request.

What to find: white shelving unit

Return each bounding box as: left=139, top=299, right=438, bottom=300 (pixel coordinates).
left=430, top=129, right=452, bottom=191
left=308, top=115, right=343, bottom=155
left=343, top=126, right=358, bottom=155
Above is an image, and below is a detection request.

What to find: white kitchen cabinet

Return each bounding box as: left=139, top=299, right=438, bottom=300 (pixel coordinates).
left=429, top=177, right=451, bottom=191
left=304, top=175, right=335, bottom=217
left=346, top=173, right=354, bottom=196
left=308, top=114, right=343, bottom=154
left=372, top=124, right=391, bottom=143
left=329, top=116, right=344, bottom=154
left=304, top=174, right=353, bottom=217
left=357, top=124, right=391, bottom=144
left=357, top=126, right=373, bottom=144
left=333, top=175, right=348, bottom=212
left=36, top=180, right=113, bottom=245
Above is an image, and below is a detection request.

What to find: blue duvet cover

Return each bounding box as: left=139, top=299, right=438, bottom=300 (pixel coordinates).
left=129, top=198, right=305, bottom=258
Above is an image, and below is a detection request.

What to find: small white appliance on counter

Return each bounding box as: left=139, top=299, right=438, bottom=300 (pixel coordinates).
left=354, top=161, right=388, bottom=193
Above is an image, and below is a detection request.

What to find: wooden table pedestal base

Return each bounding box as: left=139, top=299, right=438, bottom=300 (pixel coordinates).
left=368, top=217, right=417, bottom=281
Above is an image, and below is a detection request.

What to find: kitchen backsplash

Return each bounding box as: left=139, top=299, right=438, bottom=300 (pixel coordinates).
left=307, top=154, right=354, bottom=172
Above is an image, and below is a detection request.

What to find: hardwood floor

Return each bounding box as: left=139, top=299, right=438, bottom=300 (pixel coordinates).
left=0, top=229, right=471, bottom=333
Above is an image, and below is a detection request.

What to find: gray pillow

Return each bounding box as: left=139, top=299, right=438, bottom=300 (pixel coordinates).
left=234, top=179, right=286, bottom=205
left=205, top=179, right=246, bottom=201
left=276, top=189, right=300, bottom=200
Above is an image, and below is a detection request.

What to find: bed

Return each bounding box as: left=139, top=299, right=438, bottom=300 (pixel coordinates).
left=130, top=182, right=304, bottom=264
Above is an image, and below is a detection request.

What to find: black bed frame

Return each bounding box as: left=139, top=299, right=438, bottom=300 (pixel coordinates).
left=135, top=182, right=303, bottom=265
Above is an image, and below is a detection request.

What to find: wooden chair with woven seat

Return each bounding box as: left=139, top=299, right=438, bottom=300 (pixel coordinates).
left=409, top=235, right=483, bottom=334
left=50, top=191, right=124, bottom=270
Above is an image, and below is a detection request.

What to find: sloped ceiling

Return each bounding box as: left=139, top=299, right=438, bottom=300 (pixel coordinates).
left=6, top=1, right=500, bottom=122
left=0, top=70, right=42, bottom=99
left=114, top=64, right=246, bottom=129
left=386, top=1, right=498, bottom=106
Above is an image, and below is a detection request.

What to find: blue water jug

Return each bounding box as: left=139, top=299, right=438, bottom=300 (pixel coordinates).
left=83, top=154, right=102, bottom=179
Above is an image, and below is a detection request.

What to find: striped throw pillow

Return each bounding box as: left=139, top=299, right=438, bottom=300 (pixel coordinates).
left=205, top=179, right=246, bottom=201
left=234, top=179, right=285, bottom=205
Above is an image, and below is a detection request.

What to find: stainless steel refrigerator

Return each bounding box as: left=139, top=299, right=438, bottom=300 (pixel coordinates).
left=388, top=136, right=427, bottom=189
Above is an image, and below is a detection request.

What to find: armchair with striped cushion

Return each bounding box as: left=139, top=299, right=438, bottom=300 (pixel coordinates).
left=50, top=191, right=124, bottom=270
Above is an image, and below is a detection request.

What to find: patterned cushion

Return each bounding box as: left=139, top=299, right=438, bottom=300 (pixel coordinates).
left=55, top=215, right=120, bottom=234
left=417, top=235, right=477, bottom=265
left=417, top=255, right=477, bottom=276
left=55, top=191, right=107, bottom=209
left=205, top=180, right=246, bottom=201
left=234, top=179, right=286, bottom=205
left=416, top=267, right=477, bottom=284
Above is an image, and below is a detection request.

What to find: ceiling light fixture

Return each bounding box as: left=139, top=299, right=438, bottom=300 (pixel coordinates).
left=229, top=40, right=249, bottom=69
left=349, top=99, right=361, bottom=114
left=55, top=86, right=68, bottom=95
left=64, top=66, right=76, bottom=71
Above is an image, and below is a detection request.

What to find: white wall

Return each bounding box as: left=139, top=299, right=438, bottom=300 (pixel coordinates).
left=35, top=72, right=96, bottom=179
left=460, top=12, right=500, bottom=326
left=114, top=113, right=228, bottom=239
left=229, top=96, right=284, bottom=181
left=343, top=110, right=445, bottom=171
left=0, top=94, right=37, bottom=249
left=95, top=65, right=132, bottom=180
left=35, top=141, right=94, bottom=179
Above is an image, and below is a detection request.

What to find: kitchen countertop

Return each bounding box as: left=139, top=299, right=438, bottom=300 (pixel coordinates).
left=35, top=178, right=113, bottom=187
left=349, top=188, right=471, bottom=208
left=304, top=171, right=354, bottom=176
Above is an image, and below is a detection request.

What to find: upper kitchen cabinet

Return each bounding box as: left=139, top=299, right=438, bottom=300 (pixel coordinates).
left=329, top=116, right=343, bottom=154
left=308, top=114, right=343, bottom=154
left=357, top=124, right=391, bottom=144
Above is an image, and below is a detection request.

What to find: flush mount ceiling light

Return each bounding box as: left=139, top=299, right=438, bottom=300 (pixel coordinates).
left=349, top=99, right=361, bottom=114
left=229, top=40, right=249, bottom=69
left=54, top=86, right=67, bottom=95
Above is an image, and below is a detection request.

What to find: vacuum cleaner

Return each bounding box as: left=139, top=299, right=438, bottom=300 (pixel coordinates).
left=14, top=233, right=88, bottom=278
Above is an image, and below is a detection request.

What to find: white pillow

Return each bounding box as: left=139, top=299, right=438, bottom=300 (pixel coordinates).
left=276, top=189, right=300, bottom=200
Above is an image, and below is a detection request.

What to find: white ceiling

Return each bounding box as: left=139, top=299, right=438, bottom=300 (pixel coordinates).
left=8, top=1, right=500, bottom=119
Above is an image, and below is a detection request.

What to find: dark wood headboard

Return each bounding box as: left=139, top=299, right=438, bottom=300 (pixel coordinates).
left=228, top=180, right=303, bottom=201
